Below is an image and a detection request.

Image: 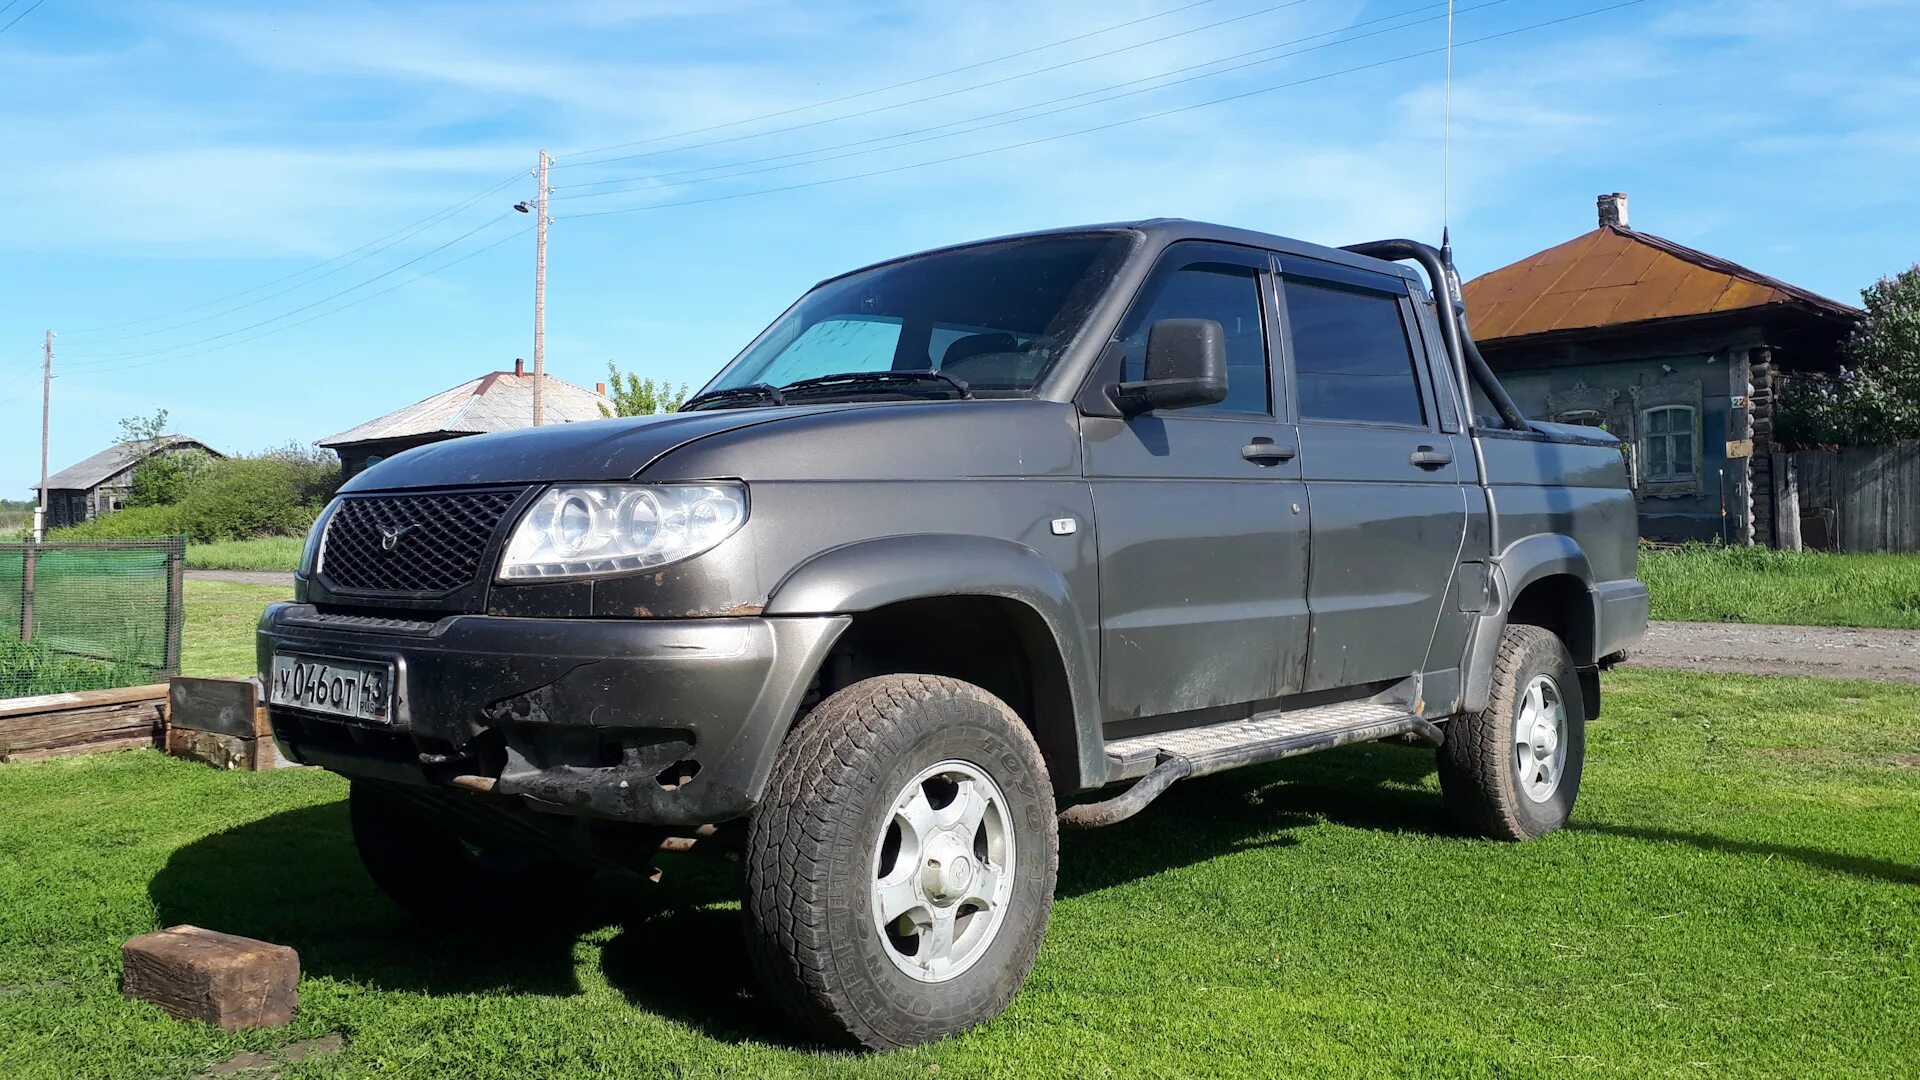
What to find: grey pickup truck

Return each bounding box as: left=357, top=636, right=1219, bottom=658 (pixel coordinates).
left=259, top=219, right=1647, bottom=1049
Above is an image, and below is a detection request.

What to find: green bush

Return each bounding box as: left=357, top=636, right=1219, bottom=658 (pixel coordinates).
left=51, top=445, right=340, bottom=544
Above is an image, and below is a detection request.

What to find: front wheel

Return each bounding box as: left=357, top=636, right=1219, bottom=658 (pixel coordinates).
left=1438, top=624, right=1586, bottom=840
left=744, top=675, right=1058, bottom=1050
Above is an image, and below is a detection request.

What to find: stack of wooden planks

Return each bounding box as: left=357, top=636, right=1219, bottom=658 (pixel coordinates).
left=0, top=684, right=168, bottom=763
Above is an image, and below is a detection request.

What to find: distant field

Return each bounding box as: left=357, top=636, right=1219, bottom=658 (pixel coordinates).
left=186, top=536, right=303, bottom=573
left=1640, top=544, right=1920, bottom=629
left=182, top=580, right=288, bottom=678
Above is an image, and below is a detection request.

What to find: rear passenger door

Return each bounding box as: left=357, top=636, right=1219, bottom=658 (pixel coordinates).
left=1278, top=257, right=1468, bottom=693
left=1082, top=242, right=1311, bottom=723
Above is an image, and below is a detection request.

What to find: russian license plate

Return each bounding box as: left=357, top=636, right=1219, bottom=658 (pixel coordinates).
left=269, top=653, right=393, bottom=724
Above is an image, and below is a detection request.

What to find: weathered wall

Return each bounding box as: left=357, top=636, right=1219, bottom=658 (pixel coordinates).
left=1495, top=351, right=1739, bottom=542
left=1792, top=441, right=1920, bottom=553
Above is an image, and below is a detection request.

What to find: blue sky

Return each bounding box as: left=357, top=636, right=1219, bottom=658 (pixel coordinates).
left=1, top=0, right=1915, bottom=495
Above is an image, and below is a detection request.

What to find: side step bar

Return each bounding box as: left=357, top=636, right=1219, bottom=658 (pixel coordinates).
left=1060, top=701, right=1443, bottom=829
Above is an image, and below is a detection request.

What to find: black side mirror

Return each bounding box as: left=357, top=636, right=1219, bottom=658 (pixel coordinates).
left=1107, top=318, right=1229, bottom=417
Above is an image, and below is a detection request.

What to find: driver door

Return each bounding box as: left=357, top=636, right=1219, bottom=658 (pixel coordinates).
left=1080, top=242, right=1311, bottom=726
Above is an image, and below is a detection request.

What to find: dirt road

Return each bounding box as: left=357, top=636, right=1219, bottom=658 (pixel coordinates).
left=1633, top=621, right=1920, bottom=684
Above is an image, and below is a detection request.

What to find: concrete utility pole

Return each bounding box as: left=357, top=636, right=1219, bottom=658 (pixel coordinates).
left=533, top=148, right=551, bottom=426
left=33, top=329, right=52, bottom=543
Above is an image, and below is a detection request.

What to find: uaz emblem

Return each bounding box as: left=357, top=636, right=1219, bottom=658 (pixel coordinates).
left=379, top=524, right=420, bottom=552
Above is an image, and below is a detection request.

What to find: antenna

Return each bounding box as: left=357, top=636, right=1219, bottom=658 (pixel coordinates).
left=1443, top=0, right=1455, bottom=232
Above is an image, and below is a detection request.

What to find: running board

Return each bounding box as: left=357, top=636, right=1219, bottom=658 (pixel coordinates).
left=1104, top=700, right=1442, bottom=782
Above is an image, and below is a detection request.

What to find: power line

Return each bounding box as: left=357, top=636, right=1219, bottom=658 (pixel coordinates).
left=0, top=0, right=48, bottom=37
left=61, top=213, right=519, bottom=364
left=559, top=0, right=1230, bottom=162
left=554, top=0, right=1488, bottom=203
left=65, top=171, right=526, bottom=337
left=555, top=0, right=1323, bottom=172
left=66, top=224, right=533, bottom=378
left=562, top=0, right=1650, bottom=222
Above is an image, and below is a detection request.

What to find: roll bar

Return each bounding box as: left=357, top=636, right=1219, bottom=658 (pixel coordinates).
left=1341, top=238, right=1531, bottom=432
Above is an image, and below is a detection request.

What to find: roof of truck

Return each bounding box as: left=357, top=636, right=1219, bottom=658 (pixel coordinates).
left=824, top=219, right=1424, bottom=288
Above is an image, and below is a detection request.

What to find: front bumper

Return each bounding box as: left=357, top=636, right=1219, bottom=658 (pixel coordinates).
left=257, top=603, right=847, bottom=826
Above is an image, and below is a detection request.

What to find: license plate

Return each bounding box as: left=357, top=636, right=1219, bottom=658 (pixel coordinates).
left=269, top=653, right=393, bottom=724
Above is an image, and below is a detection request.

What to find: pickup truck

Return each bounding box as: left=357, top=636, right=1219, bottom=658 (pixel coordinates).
left=259, top=219, right=1648, bottom=1050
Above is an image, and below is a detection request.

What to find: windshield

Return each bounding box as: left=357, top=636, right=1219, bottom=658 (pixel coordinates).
left=708, top=233, right=1135, bottom=396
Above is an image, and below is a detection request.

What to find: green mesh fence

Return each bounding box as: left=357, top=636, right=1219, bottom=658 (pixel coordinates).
left=0, top=539, right=186, bottom=699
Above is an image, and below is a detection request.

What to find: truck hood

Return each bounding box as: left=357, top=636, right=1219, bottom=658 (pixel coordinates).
left=339, top=404, right=874, bottom=491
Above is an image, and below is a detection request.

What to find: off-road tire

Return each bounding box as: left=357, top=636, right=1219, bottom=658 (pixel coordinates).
left=349, top=781, right=591, bottom=931
left=744, top=674, right=1058, bottom=1050
left=1438, top=624, right=1586, bottom=840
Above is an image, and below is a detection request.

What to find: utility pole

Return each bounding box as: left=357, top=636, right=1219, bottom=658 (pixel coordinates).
left=33, top=329, right=52, bottom=543
left=533, top=148, right=551, bottom=426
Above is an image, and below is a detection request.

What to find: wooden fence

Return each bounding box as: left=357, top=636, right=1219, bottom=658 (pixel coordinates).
left=1775, top=441, right=1920, bottom=553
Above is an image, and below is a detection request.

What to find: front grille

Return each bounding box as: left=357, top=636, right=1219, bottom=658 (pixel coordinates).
left=320, top=490, right=522, bottom=595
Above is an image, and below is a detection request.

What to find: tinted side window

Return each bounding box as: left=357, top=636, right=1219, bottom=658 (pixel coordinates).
left=1120, top=263, right=1269, bottom=415
left=1285, top=280, right=1426, bottom=426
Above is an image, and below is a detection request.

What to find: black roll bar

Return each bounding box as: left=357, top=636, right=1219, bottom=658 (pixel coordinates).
left=1341, top=238, right=1531, bottom=432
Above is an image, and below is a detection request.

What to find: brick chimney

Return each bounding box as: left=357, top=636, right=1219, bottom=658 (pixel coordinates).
left=596, top=382, right=607, bottom=395
left=513, top=358, right=526, bottom=376
left=1597, top=192, right=1629, bottom=229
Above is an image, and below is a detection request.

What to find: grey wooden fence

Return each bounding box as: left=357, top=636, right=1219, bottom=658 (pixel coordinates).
left=1779, top=441, right=1920, bottom=553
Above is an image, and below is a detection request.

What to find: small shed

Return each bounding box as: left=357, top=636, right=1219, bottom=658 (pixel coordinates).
left=1463, top=193, right=1862, bottom=544
left=317, top=360, right=613, bottom=478
left=35, top=435, right=223, bottom=529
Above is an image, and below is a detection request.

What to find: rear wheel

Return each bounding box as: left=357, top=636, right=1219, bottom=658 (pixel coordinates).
left=744, top=674, right=1057, bottom=1050
left=349, top=782, right=591, bottom=931
left=1438, top=624, right=1586, bottom=840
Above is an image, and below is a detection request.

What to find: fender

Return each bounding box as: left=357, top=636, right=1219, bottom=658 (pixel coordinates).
left=765, top=533, right=1105, bottom=790
left=1462, top=532, right=1600, bottom=714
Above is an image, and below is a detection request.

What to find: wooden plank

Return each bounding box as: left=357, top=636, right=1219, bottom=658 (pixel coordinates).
left=8, top=733, right=162, bottom=763
left=167, top=678, right=267, bottom=739
left=0, top=684, right=169, bottom=721
left=165, top=728, right=273, bottom=771
left=0, top=707, right=160, bottom=753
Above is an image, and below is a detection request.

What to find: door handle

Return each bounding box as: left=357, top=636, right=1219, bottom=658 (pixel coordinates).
left=1241, top=438, right=1296, bottom=465
left=1410, top=445, right=1453, bottom=469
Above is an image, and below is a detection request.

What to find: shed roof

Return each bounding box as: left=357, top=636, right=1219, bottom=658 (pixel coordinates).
left=1463, top=225, right=1860, bottom=342
left=38, top=435, right=218, bottom=492
left=317, top=370, right=612, bottom=448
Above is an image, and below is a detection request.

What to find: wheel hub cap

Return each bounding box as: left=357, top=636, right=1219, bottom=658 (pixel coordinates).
left=1514, top=673, right=1569, bottom=803
left=871, top=759, right=1016, bottom=983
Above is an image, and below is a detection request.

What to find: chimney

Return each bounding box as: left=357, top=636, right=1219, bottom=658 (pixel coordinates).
left=513, top=358, right=526, bottom=376
left=596, top=382, right=607, bottom=395
left=1597, top=192, right=1629, bottom=229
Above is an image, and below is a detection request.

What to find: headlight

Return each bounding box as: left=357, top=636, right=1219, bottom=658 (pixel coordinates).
left=497, top=483, right=747, bottom=580
left=301, top=498, right=340, bottom=576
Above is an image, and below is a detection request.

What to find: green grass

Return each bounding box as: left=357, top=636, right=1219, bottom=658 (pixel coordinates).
left=181, top=580, right=288, bottom=679
left=186, top=537, right=303, bottom=573
left=1641, top=544, right=1920, bottom=628
left=0, top=668, right=1913, bottom=1079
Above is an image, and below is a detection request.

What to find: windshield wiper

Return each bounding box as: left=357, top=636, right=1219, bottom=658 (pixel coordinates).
left=680, top=383, right=787, bottom=411
left=778, top=370, right=972, bottom=401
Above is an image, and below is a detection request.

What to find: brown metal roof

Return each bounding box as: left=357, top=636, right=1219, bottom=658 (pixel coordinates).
left=1463, top=225, right=1859, bottom=342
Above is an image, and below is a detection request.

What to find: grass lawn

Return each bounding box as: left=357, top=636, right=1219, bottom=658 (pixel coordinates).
left=1640, top=544, right=1920, bottom=628
left=181, top=580, right=288, bottom=678
left=0, top=668, right=1913, bottom=1079
left=187, top=537, right=304, bottom=573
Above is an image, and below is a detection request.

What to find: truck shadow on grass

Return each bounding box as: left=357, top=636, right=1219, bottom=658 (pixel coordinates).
left=149, top=742, right=1906, bottom=1049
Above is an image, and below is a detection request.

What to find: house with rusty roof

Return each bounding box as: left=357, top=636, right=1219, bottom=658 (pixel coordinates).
left=35, top=434, right=224, bottom=529
left=317, top=360, right=613, bottom=478
left=1463, top=193, right=1862, bottom=544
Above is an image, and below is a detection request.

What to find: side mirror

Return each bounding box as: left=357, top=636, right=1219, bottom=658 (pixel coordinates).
left=1107, top=318, right=1229, bottom=417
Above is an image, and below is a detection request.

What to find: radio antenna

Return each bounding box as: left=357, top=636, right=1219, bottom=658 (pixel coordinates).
left=1443, top=0, right=1455, bottom=234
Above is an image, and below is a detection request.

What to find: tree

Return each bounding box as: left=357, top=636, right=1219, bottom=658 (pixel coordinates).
left=1777, top=265, right=1920, bottom=448
left=116, top=409, right=205, bottom=507
left=601, top=361, right=689, bottom=417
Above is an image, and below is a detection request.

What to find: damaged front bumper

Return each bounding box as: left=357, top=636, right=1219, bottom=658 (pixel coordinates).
left=256, top=603, right=847, bottom=826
